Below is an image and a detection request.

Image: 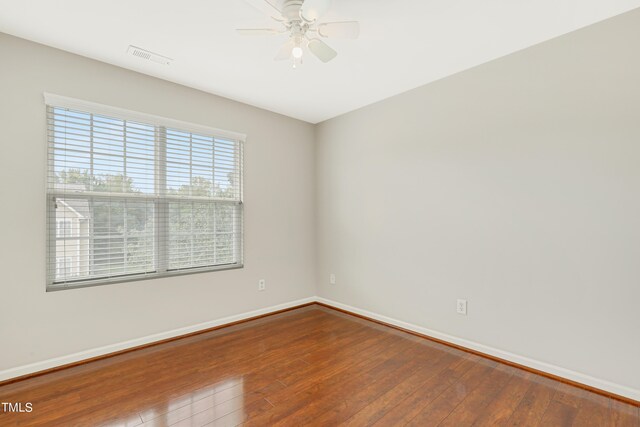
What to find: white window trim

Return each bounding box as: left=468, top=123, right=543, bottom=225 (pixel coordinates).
left=43, top=93, right=247, bottom=143
left=45, top=94, right=245, bottom=291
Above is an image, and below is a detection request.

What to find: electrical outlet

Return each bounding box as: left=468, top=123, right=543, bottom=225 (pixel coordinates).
left=456, top=299, right=467, bottom=315
left=329, top=273, right=336, bottom=285
left=258, top=279, right=266, bottom=291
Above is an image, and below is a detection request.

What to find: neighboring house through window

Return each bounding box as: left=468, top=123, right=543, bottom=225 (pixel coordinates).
left=56, top=219, right=72, bottom=237
left=56, top=256, right=73, bottom=278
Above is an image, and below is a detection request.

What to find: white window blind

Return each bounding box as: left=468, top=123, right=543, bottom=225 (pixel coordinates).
left=46, top=94, right=244, bottom=290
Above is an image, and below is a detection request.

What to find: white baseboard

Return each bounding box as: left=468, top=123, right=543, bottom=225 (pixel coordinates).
left=316, top=297, right=640, bottom=402
left=0, top=297, right=315, bottom=383
left=2, top=295, right=638, bottom=403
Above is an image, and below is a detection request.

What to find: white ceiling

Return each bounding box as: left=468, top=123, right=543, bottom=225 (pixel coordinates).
left=1, top=1, right=639, bottom=123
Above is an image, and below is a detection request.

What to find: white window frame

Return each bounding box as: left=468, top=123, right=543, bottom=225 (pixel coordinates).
left=45, top=93, right=245, bottom=291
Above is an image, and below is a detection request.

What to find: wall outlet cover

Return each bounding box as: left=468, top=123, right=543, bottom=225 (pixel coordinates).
left=457, top=299, right=467, bottom=315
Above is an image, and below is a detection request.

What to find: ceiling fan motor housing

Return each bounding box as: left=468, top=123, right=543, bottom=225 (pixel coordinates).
left=282, top=0, right=304, bottom=21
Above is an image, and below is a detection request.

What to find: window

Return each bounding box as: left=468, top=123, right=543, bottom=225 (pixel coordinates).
left=46, top=94, right=244, bottom=290
left=56, top=219, right=72, bottom=237
left=56, top=257, right=73, bottom=278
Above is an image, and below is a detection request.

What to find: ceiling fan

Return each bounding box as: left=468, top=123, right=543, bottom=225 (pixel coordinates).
left=237, top=0, right=360, bottom=66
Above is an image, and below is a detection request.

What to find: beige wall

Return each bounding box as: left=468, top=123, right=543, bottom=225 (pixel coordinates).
left=316, top=9, right=640, bottom=394
left=0, top=33, right=316, bottom=372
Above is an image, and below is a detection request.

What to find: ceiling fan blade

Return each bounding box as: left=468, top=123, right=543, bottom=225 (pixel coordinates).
left=243, top=0, right=283, bottom=20
left=236, top=28, right=282, bottom=36
left=275, top=39, right=295, bottom=61
left=307, top=38, right=337, bottom=63
left=317, top=21, right=360, bottom=39
left=300, top=0, right=331, bottom=21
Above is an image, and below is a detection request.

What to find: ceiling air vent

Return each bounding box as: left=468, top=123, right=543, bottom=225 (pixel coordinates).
left=127, top=45, right=173, bottom=66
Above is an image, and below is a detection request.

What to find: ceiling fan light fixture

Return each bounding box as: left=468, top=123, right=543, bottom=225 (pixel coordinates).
left=292, top=46, right=304, bottom=59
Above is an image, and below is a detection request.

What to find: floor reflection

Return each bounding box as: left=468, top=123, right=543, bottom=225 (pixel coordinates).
left=138, top=377, right=245, bottom=426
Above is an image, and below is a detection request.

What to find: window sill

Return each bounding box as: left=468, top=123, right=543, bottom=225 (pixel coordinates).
left=46, top=263, right=244, bottom=292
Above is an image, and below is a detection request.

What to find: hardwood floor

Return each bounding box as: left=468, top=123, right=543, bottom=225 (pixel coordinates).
left=0, top=306, right=638, bottom=426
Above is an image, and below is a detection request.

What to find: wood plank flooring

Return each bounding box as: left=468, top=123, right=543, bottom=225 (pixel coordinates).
left=0, top=305, right=638, bottom=426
